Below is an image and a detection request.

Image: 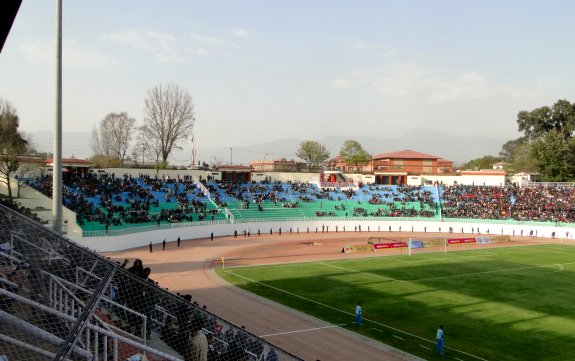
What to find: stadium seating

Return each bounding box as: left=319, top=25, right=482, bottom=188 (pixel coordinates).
left=25, top=172, right=575, bottom=237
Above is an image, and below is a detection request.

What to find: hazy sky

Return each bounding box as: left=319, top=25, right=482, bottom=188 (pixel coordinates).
left=1, top=1, right=575, bottom=163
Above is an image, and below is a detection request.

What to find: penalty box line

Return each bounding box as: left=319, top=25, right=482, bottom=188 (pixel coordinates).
left=318, top=258, right=571, bottom=284
left=223, top=269, right=487, bottom=361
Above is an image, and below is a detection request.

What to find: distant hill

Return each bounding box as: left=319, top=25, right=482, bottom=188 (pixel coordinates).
left=29, top=128, right=508, bottom=166
left=231, top=128, right=508, bottom=165
left=28, top=131, right=93, bottom=160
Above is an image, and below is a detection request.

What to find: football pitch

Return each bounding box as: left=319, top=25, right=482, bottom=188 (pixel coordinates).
left=217, top=244, right=575, bottom=361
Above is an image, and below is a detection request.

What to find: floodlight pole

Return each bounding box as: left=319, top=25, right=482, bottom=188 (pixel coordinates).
left=191, top=134, right=196, bottom=166
left=52, top=0, right=63, bottom=234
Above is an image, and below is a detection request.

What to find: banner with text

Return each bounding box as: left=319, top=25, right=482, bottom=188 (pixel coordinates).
left=447, top=237, right=477, bottom=245
left=409, top=238, right=445, bottom=249
left=447, top=235, right=511, bottom=245
left=373, top=241, right=408, bottom=250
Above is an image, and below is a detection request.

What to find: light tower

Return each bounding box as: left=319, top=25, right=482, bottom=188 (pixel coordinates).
left=191, top=134, right=196, bottom=167
left=52, top=0, right=63, bottom=234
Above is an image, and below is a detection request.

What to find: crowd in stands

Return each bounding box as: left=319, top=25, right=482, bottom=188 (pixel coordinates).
left=0, top=198, right=44, bottom=224
left=1, top=224, right=268, bottom=361
left=512, top=185, right=575, bottom=222
left=23, top=170, right=575, bottom=229
left=30, top=171, right=219, bottom=230
left=440, top=184, right=575, bottom=223
left=440, top=185, right=512, bottom=220
left=209, top=181, right=288, bottom=208
left=111, top=257, right=264, bottom=360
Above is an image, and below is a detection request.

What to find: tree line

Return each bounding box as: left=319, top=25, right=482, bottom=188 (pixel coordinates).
left=460, top=99, right=575, bottom=181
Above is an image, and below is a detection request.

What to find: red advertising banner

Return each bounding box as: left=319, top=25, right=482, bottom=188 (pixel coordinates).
left=447, top=237, right=477, bottom=245
left=373, top=242, right=408, bottom=249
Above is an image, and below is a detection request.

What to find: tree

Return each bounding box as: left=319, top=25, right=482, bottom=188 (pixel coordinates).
left=131, top=126, right=149, bottom=167
left=143, top=84, right=195, bottom=163
left=210, top=156, right=224, bottom=169
left=91, top=112, right=136, bottom=166
left=499, top=137, right=526, bottom=162
left=531, top=129, right=575, bottom=181
left=516, top=99, right=575, bottom=180
left=0, top=98, right=28, bottom=201
left=517, top=99, right=575, bottom=141
left=509, top=142, right=537, bottom=174
left=295, top=140, right=330, bottom=170
left=339, top=140, right=371, bottom=172
left=460, top=155, right=503, bottom=170
left=498, top=137, right=537, bottom=173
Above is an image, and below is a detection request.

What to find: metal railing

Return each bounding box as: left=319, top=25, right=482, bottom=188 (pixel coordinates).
left=81, top=218, right=229, bottom=237
left=0, top=203, right=304, bottom=361
left=77, top=212, right=575, bottom=237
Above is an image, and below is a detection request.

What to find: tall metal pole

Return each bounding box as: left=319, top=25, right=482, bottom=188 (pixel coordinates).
left=191, top=134, right=196, bottom=166
left=52, top=0, right=63, bottom=234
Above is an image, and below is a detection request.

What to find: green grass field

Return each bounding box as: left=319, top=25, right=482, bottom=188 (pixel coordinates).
left=217, top=244, right=575, bottom=361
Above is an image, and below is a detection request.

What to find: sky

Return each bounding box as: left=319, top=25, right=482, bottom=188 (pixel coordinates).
left=1, top=1, right=575, bottom=165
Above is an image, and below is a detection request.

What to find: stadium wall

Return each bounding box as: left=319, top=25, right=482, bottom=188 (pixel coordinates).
left=407, top=174, right=506, bottom=186
left=251, top=171, right=320, bottom=183
left=105, top=167, right=210, bottom=179
left=44, top=167, right=507, bottom=188
left=68, top=219, right=575, bottom=252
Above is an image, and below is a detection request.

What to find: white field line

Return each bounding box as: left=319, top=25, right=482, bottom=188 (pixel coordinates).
left=392, top=253, right=492, bottom=264
left=553, top=264, right=564, bottom=273
left=419, top=345, right=432, bottom=350
left=259, top=323, right=347, bottom=337
left=318, top=262, right=403, bottom=282
left=319, top=259, right=569, bottom=284
left=410, top=261, right=573, bottom=283
left=224, top=270, right=487, bottom=361
left=514, top=245, right=575, bottom=257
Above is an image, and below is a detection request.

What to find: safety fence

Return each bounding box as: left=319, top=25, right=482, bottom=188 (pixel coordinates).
left=79, top=213, right=573, bottom=238
left=0, top=203, right=303, bottom=361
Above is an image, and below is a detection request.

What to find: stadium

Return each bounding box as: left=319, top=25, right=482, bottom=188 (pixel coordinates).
left=2, top=163, right=575, bottom=361
left=3, top=2, right=575, bottom=361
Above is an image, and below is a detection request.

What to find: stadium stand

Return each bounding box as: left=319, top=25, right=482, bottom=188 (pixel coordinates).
left=0, top=202, right=302, bottom=361
left=23, top=171, right=575, bottom=241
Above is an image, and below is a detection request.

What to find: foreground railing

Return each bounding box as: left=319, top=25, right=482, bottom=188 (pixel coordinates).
left=0, top=203, right=304, bottom=361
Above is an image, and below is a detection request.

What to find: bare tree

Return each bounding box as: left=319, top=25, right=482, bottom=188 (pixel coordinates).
left=132, top=126, right=148, bottom=167
left=91, top=127, right=114, bottom=158
left=0, top=98, right=28, bottom=201
left=143, top=125, right=164, bottom=164
left=211, top=156, right=224, bottom=169
left=14, top=162, right=36, bottom=198
left=143, top=84, right=195, bottom=164
left=91, top=112, right=136, bottom=166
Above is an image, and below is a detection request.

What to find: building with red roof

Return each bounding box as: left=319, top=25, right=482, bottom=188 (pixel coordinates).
left=371, top=149, right=454, bottom=185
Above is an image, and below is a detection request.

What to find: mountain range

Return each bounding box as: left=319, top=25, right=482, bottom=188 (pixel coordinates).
left=29, top=128, right=510, bottom=166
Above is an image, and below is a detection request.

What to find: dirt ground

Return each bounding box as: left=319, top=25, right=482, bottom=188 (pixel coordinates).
left=105, top=231, right=557, bottom=361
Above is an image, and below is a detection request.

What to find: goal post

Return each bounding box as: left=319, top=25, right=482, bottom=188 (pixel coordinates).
left=408, top=237, right=447, bottom=256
